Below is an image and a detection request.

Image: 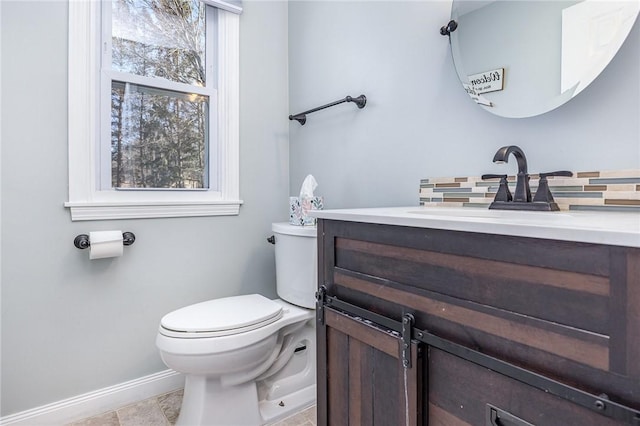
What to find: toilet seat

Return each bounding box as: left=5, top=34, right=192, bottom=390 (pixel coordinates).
left=160, top=294, right=283, bottom=338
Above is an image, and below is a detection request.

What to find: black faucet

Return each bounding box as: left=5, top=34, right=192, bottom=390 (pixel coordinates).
left=482, top=146, right=573, bottom=211
left=492, top=145, right=531, bottom=202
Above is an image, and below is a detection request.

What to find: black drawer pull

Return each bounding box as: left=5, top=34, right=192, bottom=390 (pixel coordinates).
left=487, top=404, right=534, bottom=426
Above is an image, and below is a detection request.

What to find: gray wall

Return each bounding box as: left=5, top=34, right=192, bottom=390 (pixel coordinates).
left=1, top=0, right=289, bottom=416
left=288, top=1, right=640, bottom=208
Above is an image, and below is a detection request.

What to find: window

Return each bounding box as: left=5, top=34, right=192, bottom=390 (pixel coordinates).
left=66, top=0, right=242, bottom=221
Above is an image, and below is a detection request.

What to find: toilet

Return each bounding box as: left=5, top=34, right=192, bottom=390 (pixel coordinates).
left=156, top=223, right=317, bottom=426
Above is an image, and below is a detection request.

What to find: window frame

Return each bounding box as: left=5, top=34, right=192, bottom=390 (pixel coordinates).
left=66, top=0, right=241, bottom=221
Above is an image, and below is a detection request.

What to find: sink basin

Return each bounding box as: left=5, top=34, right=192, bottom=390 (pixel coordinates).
left=407, top=208, right=572, bottom=221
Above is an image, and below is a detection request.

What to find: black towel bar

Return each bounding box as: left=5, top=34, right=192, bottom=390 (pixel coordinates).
left=289, top=94, right=367, bottom=125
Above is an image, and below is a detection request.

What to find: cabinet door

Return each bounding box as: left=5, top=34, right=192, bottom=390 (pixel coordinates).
left=317, top=308, right=422, bottom=426
left=428, top=347, right=624, bottom=426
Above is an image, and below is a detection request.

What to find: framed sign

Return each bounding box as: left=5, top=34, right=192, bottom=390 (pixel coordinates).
left=467, top=68, right=504, bottom=95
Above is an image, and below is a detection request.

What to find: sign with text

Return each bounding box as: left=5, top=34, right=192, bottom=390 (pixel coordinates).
left=467, top=68, right=504, bottom=94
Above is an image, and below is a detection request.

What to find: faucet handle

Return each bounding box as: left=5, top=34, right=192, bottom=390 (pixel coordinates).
left=539, top=171, right=573, bottom=179
left=481, top=174, right=507, bottom=180
left=533, top=171, right=573, bottom=204
left=481, top=174, right=512, bottom=202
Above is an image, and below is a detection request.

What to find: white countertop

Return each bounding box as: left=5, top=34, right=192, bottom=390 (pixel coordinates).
left=310, top=206, right=640, bottom=248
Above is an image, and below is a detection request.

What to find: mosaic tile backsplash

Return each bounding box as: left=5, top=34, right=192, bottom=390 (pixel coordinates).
left=419, top=169, right=640, bottom=212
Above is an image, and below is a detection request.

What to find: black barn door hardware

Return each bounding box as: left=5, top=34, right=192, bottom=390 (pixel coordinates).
left=289, top=94, right=366, bottom=125
left=401, top=313, right=414, bottom=368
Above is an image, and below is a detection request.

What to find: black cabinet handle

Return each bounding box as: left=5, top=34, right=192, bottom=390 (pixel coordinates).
left=487, top=404, right=534, bottom=426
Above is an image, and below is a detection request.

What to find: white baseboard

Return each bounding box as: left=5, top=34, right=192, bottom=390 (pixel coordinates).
left=0, top=369, right=184, bottom=426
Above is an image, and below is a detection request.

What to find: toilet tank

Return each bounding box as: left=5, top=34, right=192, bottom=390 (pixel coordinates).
left=272, top=222, right=317, bottom=309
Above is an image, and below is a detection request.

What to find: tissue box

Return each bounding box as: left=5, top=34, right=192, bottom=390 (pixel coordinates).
left=289, top=196, right=323, bottom=226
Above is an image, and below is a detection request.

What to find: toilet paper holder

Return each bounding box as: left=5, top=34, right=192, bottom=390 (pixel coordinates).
left=73, top=232, right=136, bottom=250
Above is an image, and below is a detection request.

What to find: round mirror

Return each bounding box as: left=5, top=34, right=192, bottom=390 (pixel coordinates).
left=449, top=1, right=639, bottom=118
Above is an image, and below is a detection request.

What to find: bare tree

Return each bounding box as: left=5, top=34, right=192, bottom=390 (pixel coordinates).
left=110, top=0, right=208, bottom=189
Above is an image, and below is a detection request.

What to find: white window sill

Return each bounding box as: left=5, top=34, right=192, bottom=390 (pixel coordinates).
left=64, top=200, right=243, bottom=221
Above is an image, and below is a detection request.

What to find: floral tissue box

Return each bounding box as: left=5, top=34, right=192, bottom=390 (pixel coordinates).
left=289, top=196, right=323, bottom=226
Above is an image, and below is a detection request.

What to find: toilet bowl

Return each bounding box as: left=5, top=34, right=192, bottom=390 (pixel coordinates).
left=156, top=223, right=317, bottom=426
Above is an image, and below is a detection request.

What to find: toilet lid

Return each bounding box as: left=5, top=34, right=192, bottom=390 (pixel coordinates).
left=160, top=294, right=283, bottom=336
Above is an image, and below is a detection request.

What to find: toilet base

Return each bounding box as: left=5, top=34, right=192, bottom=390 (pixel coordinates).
left=176, top=376, right=262, bottom=426
left=175, top=376, right=315, bottom=426
left=259, top=384, right=316, bottom=425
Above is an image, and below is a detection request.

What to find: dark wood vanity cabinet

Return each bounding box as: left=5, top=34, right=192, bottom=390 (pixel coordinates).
left=315, top=219, right=640, bottom=425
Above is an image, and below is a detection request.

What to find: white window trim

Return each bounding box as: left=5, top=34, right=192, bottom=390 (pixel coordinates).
left=65, top=1, right=242, bottom=221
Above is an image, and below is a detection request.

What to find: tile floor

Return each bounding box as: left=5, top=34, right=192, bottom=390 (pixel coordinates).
left=66, top=389, right=316, bottom=426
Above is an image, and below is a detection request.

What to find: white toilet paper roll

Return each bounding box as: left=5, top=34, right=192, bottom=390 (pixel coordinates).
left=89, top=230, right=124, bottom=260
